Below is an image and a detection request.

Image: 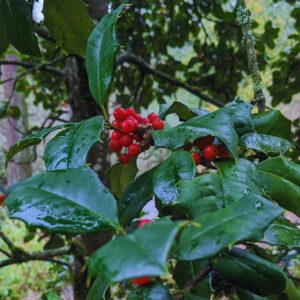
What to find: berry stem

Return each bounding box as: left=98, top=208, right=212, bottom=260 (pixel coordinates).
left=106, top=122, right=126, bottom=134
left=100, top=104, right=109, bottom=122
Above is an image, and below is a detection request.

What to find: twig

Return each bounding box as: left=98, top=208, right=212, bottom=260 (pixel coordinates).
left=116, top=53, right=223, bottom=107
left=235, top=0, right=266, bottom=112
left=0, top=231, right=15, bottom=250
left=0, top=247, right=11, bottom=257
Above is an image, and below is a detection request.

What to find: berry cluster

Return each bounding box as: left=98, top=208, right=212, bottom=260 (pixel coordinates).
left=109, top=107, right=164, bottom=164
left=0, top=192, right=6, bottom=207
left=183, top=135, right=230, bottom=166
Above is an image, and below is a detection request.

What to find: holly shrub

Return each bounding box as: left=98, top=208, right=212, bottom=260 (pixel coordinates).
left=2, top=4, right=300, bottom=300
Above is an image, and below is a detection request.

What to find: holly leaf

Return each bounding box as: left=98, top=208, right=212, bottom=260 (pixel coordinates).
left=152, top=107, right=239, bottom=159
left=86, top=276, right=108, bottom=300
left=44, top=116, right=104, bottom=170
left=127, top=283, right=173, bottom=300
left=252, top=110, right=292, bottom=141
left=240, top=133, right=293, bottom=154
left=153, top=151, right=196, bottom=204
left=89, top=220, right=180, bottom=282
left=257, top=157, right=300, bottom=216
left=1, top=0, right=40, bottom=56
left=213, top=248, right=286, bottom=296
left=263, top=216, right=300, bottom=249
left=174, top=195, right=283, bottom=260
left=86, top=4, right=125, bottom=106
left=0, top=0, right=9, bottom=56
left=44, top=0, right=93, bottom=57
left=6, top=124, right=72, bottom=168
left=5, top=167, right=119, bottom=234
left=108, top=159, right=138, bottom=198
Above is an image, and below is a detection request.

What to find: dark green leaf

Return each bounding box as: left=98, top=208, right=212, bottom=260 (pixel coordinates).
left=41, top=291, right=62, bottom=300
left=152, top=107, right=239, bottom=159
left=89, top=220, right=180, bottom=282
left=44, top=0, right=93, bottom=57
left=159, top=101, right=208, bottom=121
left=86, top=4, right=125, bottom=106
left=5, top=167, right=119, bottom=234
left=118, top=166, right=158, bottom=226
left=236, top=288, right=267, bottom=300
left=175, top=195, right=283, bottom=260
left=240, top=133, right=293, bottom=154
left=213, top=248, right=286, bottom=296
left=1, top=0, right=40, bottom=56
left=6, top=105, right=21, bottom=119
left=6, top=124, right=72, bottom=168
left=153, top=151, right=196, bottom=204
left=0, top=0, right=9, bottom=56
left=127, top=283, right=173, bottom=300
left=86, top=276, right=108, bottom=300
left=263, top=217, right=300, bottom=249
left=44, top=116, right=104, bottom=170
left=108, top=159, right=138, bottom=198
left=252, top=111, right=292, bottom=141
left=257, top=157, right=300, bottom=216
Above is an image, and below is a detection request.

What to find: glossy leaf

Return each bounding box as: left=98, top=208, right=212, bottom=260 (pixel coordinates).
left=153, top=151, right=196, bottom=204
left=227, top=99, right=254, bottom=136
left=44, top=116, right=104, bottom=170
left=240, top=133, right=293, bottom=154
left=0, top=0, right=9, bottom=56
left=86, top=276, right=108, bottom=300
left=127, top=283, right=173, bottom=300
left=152, top=107, right=239, bottom=159
left=1, top=0, right=40, bottom=56
left=159, top=101, right=208, bottom=121
left=44, top=0, right=93, bottom=57
left=6, top=124, right=72, bottom=168
left=257, top=157, right=300, bottom=216
left=86, top=4, right=125, bottom=106
left=213, top=248, right=286, bottom=296
left=175, top=195, right=283, bottom=260
left=89, top=220, right=180, bottom=282
left=108, top=159, right=138, bottom=198
left=5, top=167, right=119, bottom=234
left=263, top=217, right=300, bottom=249
left=252, top=110, right=292, bottom=141
left=118, top=166, right=158, bottom=226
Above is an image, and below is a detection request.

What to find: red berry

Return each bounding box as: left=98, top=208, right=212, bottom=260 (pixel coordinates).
left=133, top=134, right=142, bottom=142
left=141, top=118, right=150, bottom=125
left=125, top=107, right=136, bottom=117
left=128, top=116, right=139, bottom=125
left=183, top=143, right=193, bottom=151
left=138, top=218, right=152, bottom=228
left=119, top=134, right=133, bottom=147
left=112, top=120, right=120, bottom=128
left=203, top=144, right=218, bottom=160
left=0, top=193, right=6, bottom=206
left=194, top=136, right=214, bottom=150
left=111, top=130, right=122, bottom=140
left=119, top=153, right=131, bottom=165
left=121, top=119, right=137, bottom=133
left=128, top=144, right=141, bottom=156
left=152, top=119, right=164, bottom=130
left=113, top=107, right=127, bottom=121
left=133, top=114, right=143, bottom=123
left=192, top=153, right=201, bottom=165
left=217, top=144, right=230, bottom=158
left=109, top=140, right=122, bottom=152
left=132, top=277, right=151, bottom=286
left=147, top=113, right=159, bottom=122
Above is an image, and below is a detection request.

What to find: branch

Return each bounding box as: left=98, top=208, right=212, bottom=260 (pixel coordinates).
left=116, top=53, right=223, bottom=107
left=0, top=61, right=64, bottom=76
left=236, top=0, right=266, bottom=112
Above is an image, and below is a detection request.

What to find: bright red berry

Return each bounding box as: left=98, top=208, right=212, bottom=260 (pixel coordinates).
left=113, top=107, right=127, bottom=121
left=152, top=119, right=164, bottom=130
left=217, top=144, right=230, bottom=159
left=0, top=193, right=6, bottom=206
left=125, top=107, right=136, bottom=117
left=119, top=134, right=133, bottom=147
left=203, top=144, right=218, bottom=160
left=112, top=120, right=121, bottom=128
left=131, top=276, right=151, bottom=286
left=141, top=118, right=150, bottom=125
left=111, top=130, right=122, bottom=140
left=121, top=119, right=137, bottom=133
left=109, top=140, right=122, bottom=152
left=133, top=114, right=143, bottom=123
left=192, top=153, right=201, bottom=165
left=194, top=136, right=214, bottom=150
left=147, top=113, right=159, bottom=122
left=119, top=153, right=131, bottom=165
left=138, top=218, right=152, bottom=228
left=128, top=144, right=141, bottom=156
